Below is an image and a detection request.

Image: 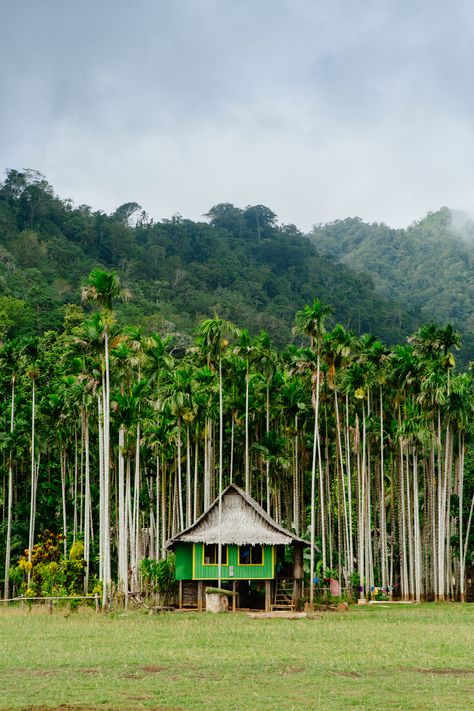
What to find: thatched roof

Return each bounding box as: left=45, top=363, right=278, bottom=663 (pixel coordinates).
left=166, top=484, right=307, bottom=548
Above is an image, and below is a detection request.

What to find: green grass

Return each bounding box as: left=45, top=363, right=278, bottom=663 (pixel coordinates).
left=0, top=604, right=473, bottom=710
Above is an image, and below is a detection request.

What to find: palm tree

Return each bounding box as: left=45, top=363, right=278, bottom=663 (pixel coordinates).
left=195, top=316, right=240, bottom=587
left=81, top=268, right=130, bottom=607
left=234, top=329, right=262, bottom=496
left=26, top=364, right=39, bottom=589
left=280, top=374, right=308, bottom=535
left=160, top=363, right=198, bottom=530
left=293, top=299, right=332, bottom=609
left=323, top=325, right=356, bottom=582
left=254, top=332, right=279, bottom=512
left=253, top=431, right=290, bottom=524
left=1, top=339, right=20, bottom=599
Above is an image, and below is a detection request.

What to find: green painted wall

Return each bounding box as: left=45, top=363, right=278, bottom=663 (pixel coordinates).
left=175, top=543, right=194, bottom=580
left=174, top=543, right=275, bottom=580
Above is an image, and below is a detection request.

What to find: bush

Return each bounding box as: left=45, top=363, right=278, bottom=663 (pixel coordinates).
left=10, top=530, right=86, bottom=597
left=140, top=555, right=178, bottom=605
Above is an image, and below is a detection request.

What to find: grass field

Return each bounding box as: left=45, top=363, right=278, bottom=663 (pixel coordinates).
left=0, top=604, right=473, bottom=710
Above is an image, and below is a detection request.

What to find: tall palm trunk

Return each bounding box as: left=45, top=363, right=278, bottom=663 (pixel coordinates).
left=155, top=456, right=161, bottom=560
left=229, top=416, right=234, bottom=484
left=405, top=450, right=414, bottom=599
left=345, top=394, right=354, bottom=577
left=126, top=456, right=134, bottom=577
left=98, top=394, right=105, bottom=583
left=186, top=424, right=192, bottom=527
left=60, top=448, right=68, bottom=556
left=83, top=409, right=91, bottom=593
left=27, top=378, right=36, bottom=589
left=245, top=364, right=250, bottom=494
left=413, top=451, right=422, bottom=602
left=310, top=355, right=323, bottom=609
left=379, top=387, right=388, bottom=589
left=73, top=428, right=78, bottom=543
left=176, top=417, right=184, bottom=531
left=161, top=460, right=167, bottom=559
left=118, top=425, right=127, bottom=599
left=358, top=404, right=367, bottom=598
left=203, top=418, right=211, bottom=510
left=293, top=414, right=299, bottom=534
left=132, top=423, right=141, bottom=589
left=399, top=442, right=409, bottom=600
left=334, top=389, right=350, bottom=580
left=217, top=358, right=224, bottom=587
left=458, top=434, right=466, bottom=601
left=266, top=383, right=270, bottom=514
left=193, top=434, right=199, bottom=523
left=102, top=329, right=111, bottom=607
left=3, top=375, right=15, bottom=599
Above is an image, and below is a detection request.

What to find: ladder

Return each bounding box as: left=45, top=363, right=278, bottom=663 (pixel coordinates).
left=271, top=579, right=295, bottom=610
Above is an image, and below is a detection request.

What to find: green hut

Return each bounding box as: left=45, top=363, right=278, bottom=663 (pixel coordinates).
left=166, top=484, right=307, bottom=611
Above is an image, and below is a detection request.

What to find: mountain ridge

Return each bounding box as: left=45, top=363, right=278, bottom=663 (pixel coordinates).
left=1, top=169, right=471, bottom=360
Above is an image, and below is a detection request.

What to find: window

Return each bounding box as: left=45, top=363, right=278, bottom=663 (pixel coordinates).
left=203, top=543, right=227, bottom=565
left=239, top=544, right=263, bottom=565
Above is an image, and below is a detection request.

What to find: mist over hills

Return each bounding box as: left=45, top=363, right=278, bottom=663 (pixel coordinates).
left=310, top=208, right=474, bottom=359
left=0, top=169, right=471, bottom=359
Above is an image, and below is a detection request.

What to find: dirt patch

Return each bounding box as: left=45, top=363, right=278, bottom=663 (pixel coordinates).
left=412, top=667, right=474, bottom=677
left=20, top=707, right=94, bottom=711
left=335, top=671, right=363, bottom=678
left=118, top=671, right=143, bottom=679
left=141, top=665, right=167, bottom=674
left=14, top=707, right=183, bottom=711
left=79, top=668, right=100, bottom=675
left=278, top=666, right=305, bottom=676
left=32, top=670, right=60, bottom=677
left=15, top=707, right=85, bottom=711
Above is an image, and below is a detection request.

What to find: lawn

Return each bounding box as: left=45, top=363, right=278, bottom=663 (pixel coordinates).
left=0, top=604, right=473, bottom=710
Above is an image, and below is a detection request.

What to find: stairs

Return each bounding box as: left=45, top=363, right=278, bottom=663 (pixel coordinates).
left=271, top=579, right=295, bottom=610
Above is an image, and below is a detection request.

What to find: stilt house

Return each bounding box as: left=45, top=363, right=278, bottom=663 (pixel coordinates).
left=166, top=483, right=307, bottom=611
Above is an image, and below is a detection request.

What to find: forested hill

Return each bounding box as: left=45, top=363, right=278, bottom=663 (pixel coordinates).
left=310, top=209, right=474, bottom=357
left=0, top=170, right=418, bottom=346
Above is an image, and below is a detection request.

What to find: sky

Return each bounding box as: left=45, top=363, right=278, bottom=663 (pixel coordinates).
left=2, top=0, right=474, bottom=231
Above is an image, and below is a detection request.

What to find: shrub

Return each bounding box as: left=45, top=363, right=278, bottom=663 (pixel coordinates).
left=10, top=530, right=86, bottom=597
left=140, top=555, right=178, bottom=605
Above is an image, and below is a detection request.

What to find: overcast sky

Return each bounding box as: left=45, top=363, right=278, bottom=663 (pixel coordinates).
left=2, top=0, right=474, bottom=231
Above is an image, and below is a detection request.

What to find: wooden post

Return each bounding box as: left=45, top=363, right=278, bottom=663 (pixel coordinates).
left=232, top=581, right=236, bottom=612
left=293, top=544, right=303, bottom=609
left=179, top=580, right=183, bottom=609
left=197, top=581, right=204, bottom=612
left=265, top=580, right=271, bottom=612
left=48, top=599, right=53, bottom=615
left=95, top=592, right=99, bottom=615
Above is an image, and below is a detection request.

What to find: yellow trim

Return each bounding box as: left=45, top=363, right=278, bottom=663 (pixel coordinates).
left=238, top=544, right=265, bottom=567
left=191, top=576, right=274, bottom=580
left=202, top=543, right=228, bottom=566
left=191, top=543, right=276, bottom=579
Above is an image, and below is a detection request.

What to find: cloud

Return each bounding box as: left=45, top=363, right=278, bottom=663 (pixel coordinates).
left=2, top=1, right=474, bottom=230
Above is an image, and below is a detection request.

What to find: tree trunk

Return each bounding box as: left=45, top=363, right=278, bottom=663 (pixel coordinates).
left=27, top=378, right=36, bottom=589
left=60, top=448, right=68, bottom=557
left=118, top=425, right=127, bottom=598
left=3, top=376, right=15, bottom=599
left=83, top=409, right=91, bottom=594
